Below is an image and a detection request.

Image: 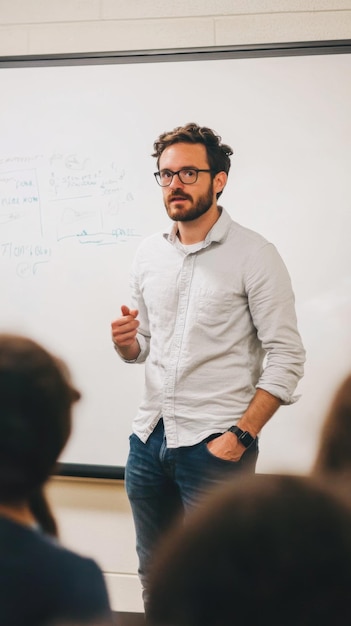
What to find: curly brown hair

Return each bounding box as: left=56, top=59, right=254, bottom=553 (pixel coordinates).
left=152, top=123, right=233, bottom=199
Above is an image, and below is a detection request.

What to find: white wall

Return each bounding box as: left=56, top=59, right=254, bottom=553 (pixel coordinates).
left=2, top=0, right=351, bottom=613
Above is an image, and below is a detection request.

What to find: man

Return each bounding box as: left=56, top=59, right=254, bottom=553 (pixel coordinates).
left=111, top=123, right=305, bottom=603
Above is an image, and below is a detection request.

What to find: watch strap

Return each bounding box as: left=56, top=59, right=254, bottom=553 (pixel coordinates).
left=228, top=425, right=255, bottom=449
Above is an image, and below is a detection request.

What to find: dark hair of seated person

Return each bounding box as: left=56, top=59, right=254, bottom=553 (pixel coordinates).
left=0, top=333, right=80, bottom=507
left=313, top=373, right=351, bottom=475
left=147, top=473, right=351, bottom=626
left=28, top=486, right=58, bottom=537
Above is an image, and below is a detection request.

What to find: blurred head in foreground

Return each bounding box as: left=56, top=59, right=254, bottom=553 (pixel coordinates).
left=147, top=473, right=351, bottom=626
left=313, top=373, right=351, bottom=476
left=0, top=333, right=80, bottom=508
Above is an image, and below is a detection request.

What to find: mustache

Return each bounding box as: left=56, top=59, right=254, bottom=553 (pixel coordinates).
left=168, top=189, right=192, bottom=201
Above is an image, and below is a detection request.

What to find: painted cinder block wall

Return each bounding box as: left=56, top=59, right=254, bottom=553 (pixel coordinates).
left=1, top=0, right=351, bottom=56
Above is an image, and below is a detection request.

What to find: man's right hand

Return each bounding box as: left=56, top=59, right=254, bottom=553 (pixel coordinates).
left=111, top=305, right=140, bottom=359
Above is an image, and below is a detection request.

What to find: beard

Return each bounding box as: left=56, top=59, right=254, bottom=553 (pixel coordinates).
left=164, top=181, right=214, bottom=222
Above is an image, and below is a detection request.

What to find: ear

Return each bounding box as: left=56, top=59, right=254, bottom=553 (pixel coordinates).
left=213, top=171, right=227, bottom=196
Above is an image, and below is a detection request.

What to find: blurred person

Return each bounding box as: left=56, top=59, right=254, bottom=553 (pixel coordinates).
left=28, top=485, right=58, bottom=537
left=0, top=333, right=114, bottom=626
left=313, top=374, right=351, bottom=475
left=147, top=473, right=351, bottom=626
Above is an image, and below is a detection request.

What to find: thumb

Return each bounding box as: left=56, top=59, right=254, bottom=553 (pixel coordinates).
left=121, top=305, right=138, bottom=318
left=121, top=305, right=130, bottom=316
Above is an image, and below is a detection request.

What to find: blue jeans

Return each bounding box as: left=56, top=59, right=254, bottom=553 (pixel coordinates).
left=125, top=418, right=259, bottom=603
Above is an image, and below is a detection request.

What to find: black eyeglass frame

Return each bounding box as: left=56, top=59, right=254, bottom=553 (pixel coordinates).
left=154, top=168, right=214, bottom=187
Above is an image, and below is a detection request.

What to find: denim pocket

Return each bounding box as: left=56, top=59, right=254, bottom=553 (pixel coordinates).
left=202, top=436, right=241, bottom=465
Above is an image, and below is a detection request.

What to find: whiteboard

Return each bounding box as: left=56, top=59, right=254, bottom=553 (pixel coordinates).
left=1, top=44, right=350, bottom=475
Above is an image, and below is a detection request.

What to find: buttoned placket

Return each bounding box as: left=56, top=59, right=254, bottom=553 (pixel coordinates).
left=162, top=251, right=197, bottom=446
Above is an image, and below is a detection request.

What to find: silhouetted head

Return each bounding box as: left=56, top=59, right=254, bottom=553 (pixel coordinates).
left=147, top=473, right=351, bottom=626
left=313, top=374, right=351, bottom=474
left=0, top=334, right=80, bottom=505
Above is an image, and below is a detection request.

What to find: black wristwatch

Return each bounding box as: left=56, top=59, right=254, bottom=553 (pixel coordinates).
left=228, top=425, right=256, bottom=449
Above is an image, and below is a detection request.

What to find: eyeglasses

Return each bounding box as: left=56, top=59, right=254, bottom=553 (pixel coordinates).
left=154, top=168, right=213, bottom=187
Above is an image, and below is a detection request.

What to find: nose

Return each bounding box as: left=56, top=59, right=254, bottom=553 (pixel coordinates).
left=169, top=172, right=185, bottom=188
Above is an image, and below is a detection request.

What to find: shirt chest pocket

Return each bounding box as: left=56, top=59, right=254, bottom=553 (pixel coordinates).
left=195, top=289, right=236, bottom=327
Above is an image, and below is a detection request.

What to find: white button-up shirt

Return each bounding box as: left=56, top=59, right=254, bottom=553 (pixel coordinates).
left=119, top=208, right=305, bottom=447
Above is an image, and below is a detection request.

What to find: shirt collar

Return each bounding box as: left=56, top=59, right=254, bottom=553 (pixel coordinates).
left=164, top=207, right=231, bottom=247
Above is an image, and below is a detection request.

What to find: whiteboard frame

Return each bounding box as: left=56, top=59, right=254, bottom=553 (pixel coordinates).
left=1, top=39, right=350, bottom=479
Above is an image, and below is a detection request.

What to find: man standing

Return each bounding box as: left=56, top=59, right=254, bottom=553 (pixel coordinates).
left=111, top=123, right=305, bottom=604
